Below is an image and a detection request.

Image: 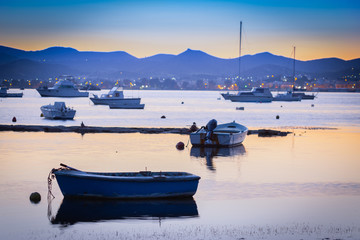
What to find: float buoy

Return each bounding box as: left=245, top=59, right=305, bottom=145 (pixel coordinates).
left=176, top=141, right=185, bottom=150
left=161, top=115, right=166, bottom=119
left=181, top=102, right=184, bottom=104
left=40, top=113, right=44, bottom=117
left=276, top=115, right=280, bottom=119
left=12, top=117, right=17, bottom=122
left=311, top=104, right=314, bottom=107
left=29, top=192, right=41, bottom=204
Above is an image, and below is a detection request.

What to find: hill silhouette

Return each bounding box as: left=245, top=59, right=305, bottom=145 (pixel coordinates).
left=0, top=45, right=359, bottom=80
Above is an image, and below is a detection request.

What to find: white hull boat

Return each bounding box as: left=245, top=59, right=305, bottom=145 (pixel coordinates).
left=227, top=87, right=273, bottom=102
left=41, top=102, right=76, bottom=120
left=0, top=88, right=23, bottom=98
left=273, top=91, right=301, bottom=101
left=37, top=77, right=89, bottom=98
left=90, top=87, right=145, bottom=109
left=190, top=120, right=248, bottom=147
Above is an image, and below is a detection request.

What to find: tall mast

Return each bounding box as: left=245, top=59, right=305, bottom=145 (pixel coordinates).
left=239, top=21, right=242, bottom=81
left=293, top=46, right=296, bottom=86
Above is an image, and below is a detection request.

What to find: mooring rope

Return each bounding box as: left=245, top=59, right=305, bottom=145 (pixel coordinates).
left=47, top=169, right=56, bottom=200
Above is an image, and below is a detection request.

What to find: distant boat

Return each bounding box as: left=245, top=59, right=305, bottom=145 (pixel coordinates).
left=273, top=91, right=301, bottom=102
left=292, top=92, right=316, bottom=100
left=79, top=85, right=101, bottom=91
left=51, top=198, right=198, bottom=225
left=37, top=76, right=89, bottom=97
left=40, top=102, right=76, bottom=120
left=285, top=46, right=315, bottom=101
left=0, top=87, right=23, bottom=98
left=51, top=163, right=200, bottom=199
left=190, top=119, right=248, bottom=147
left=226, top=87, right=273, bottom=102
left=90, top=86, right=145, bottom=109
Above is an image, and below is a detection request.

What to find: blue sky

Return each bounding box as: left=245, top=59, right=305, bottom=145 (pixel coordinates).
left=1, top=0, right=360, bottom=60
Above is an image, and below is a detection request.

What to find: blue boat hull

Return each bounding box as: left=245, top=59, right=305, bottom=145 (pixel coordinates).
left=54, top=170, right=200, bottom=199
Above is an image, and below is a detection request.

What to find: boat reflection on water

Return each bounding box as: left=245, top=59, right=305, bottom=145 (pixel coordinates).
left=50, top=197, right=198, bottom=225
left=190, top=145, right=246, bottom=171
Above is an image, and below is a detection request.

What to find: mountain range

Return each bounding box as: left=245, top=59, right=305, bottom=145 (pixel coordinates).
left=0, top=45, right=359, bottom=80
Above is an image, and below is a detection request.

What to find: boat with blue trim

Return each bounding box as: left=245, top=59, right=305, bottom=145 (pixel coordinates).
left=51, top=164, right=200, bottom=199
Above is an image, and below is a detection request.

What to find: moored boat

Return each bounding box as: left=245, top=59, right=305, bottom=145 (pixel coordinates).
left=227, top=87, right=273, bottom=102
left=292, top=92, right=316, bottom=100
left=50, top=164, right=200, bottom=199
left=40, top=102, right=76, bottom=120
left=0, top=87, right=23, bottom=98
left=190, top=119, right=248, bottom=147
left=37, top=76, right=89, bottom=97
left=273, top=91, right=301, bottom=101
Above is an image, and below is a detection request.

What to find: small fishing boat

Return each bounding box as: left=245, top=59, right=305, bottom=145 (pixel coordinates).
left=190, top=119, right=248, bottom=147
left=50, top=164, right=200, bottom=199
left=0, top=87, right=23, bottom=98
left=90, top=87, right=144, bottom=109
left=40, top=102, right=76, bottom=120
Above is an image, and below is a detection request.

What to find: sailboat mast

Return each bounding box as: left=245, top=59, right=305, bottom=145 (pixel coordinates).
left=239, top=21, right=242, bottom=81
left=293, top=46, right=296, bottom=85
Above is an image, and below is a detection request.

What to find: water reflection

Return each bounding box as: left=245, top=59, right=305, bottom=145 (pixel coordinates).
left=190, top=145, right=246, bottom=171
left=51, top=197, right=198, bottom=225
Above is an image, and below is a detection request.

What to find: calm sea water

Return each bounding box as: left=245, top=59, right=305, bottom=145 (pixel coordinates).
left=0, top=89, right=360, bottom=128
left=0, top=90, right=360, bottom=240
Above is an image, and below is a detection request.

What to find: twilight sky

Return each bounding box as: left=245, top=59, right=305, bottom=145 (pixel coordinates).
left=1, top=0, right=360, bottom=60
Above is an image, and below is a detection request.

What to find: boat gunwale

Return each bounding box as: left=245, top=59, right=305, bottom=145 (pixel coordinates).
left=55, top=170, right=201, bottom=182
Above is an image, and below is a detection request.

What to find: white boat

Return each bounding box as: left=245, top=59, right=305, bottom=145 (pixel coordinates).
left=90, top=86, right=145, bottom=109
left=0, top=87, right=23, bottom=98
left=37, top=77, right=89, bottom=97
left=273, top=91, right=301, bottom=101
left=40, top=102, right=76, bottom=120
left=227, top=87, right=273, bottom=102
left=190, top=119, right=248, bottom=147
left=292, top=92, right=316, bottom=100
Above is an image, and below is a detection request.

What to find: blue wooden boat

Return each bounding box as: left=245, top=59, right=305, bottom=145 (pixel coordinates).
left=51, top=164, right=200, bottom=199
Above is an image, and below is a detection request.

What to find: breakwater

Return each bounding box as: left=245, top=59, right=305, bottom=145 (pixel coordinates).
left=0, top=124, right=292, bottom=136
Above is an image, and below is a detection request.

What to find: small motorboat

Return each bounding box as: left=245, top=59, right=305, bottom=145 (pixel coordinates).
left=50, top=164, right=200, bottom=199
left=190, top=119, right=248, bottom=147
left=0, top=87, right=23, bottom=98
left=40, top=102, right=76, bottom=120
left=90, top=87, right=145, bottom=109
